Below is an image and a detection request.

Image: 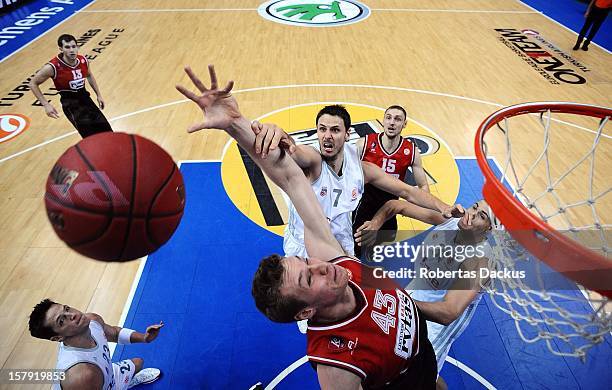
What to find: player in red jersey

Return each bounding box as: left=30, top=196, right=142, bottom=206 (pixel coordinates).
left=29, top=34, right=113, bottom=138
left=177, top=65, right=465, bottom=389
left=352, top=105, right=429, bottom=257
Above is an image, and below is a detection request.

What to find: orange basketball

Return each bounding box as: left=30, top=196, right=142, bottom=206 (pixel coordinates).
left=44, top=132, right=185, bottom=261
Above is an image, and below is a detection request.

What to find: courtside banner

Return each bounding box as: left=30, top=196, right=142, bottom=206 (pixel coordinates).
left=0, top=0, right=94, bottom=63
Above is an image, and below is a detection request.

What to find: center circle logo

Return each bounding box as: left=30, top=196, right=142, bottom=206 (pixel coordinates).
left=221, top=103, right=460, bottom=237
left=0, top=114, right=30, bottom=143
left=258, top=0, right=370, bottom=27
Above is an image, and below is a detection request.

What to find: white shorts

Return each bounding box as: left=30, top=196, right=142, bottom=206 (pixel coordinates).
left=425, top=301, right=480, bottom=373
left=408, top=289, right=481, bottom=373
left=113, top=359, right=136, bottom=390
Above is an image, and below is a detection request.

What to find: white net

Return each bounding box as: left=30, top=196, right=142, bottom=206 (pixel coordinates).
left=479, top=103, right=611, bottom=360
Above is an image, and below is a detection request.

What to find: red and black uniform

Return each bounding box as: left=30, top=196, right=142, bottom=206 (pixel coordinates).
left=307, top=257, right=436, bottom=389
left=47, top=54, right=112, bottom=137
left=353, top=133, right=416, bottom=256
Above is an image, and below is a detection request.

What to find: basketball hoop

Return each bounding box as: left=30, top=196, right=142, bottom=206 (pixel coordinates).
left=474, top=102, right=611, bottom=359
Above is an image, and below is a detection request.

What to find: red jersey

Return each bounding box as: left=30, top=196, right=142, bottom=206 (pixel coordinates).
left=361, top=132, right=415, bottom=181
left=47, top=54, right=89, bottom=93
left=307, top=257, right=421, bottom=388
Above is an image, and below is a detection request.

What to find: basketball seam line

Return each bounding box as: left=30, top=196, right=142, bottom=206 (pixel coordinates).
left=45, top=193, right=183, bottom=218
left=145, top=163, right=178, bottom=247
left=71, top=144, right=116, bottom=248
left=119, top=135, right=138, bottom=259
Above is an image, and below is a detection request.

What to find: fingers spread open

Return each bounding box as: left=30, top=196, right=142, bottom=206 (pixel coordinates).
left=176, top=84, right=199, bottom=101
left=222, top=80, right=234, bottom=93
left=208, top=64, right=218, bottom=90
left=185, top=66, right=208, bottom=92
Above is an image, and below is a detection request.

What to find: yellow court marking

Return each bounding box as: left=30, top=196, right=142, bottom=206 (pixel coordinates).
left=222, top=102, right=460, bottom=237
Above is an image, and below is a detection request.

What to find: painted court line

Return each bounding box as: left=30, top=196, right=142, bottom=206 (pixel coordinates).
left=518, top=0, right=610, bottom=54
left=78, top=8, right=255, bottom=13
left=110, top=256, right=148, bottom=357
left=446, top=357, right=497, bottom=389
left=0, top=0, right=99, bottom=65
left=265, top=355, right=309, bottom=389
left=78, top=8, right=536, bottom=14
left=111, top=158, right=221, bottom=358
left=372, top=9, right=535, bottom=14
left=2, top=84, right=607, bottom=165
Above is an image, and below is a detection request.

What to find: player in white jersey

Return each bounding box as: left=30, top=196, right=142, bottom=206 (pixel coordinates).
left=29, top=299, right=162, bottom=389
left=355, top=199, right=495, bottom=390
left=284, top=140, right=364, bottom=257
left=252, top=105, right=452, bottom=258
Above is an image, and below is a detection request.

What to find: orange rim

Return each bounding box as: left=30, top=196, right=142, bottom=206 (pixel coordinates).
left=474, top=102, right=611, bottom=298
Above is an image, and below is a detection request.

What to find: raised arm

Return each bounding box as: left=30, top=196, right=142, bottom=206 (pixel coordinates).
left=354, top=199, right=449, bottom=247
left=411, top=148, right=430, bottom=192
left=176, top=65, right=342, bottom=260
left=29, top=64, right=59, bottom=119
left=362, top=161, right=459, bottom=216
left=414, top=256, right=489, bottom=325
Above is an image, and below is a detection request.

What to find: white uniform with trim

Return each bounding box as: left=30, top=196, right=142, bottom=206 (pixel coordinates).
left=407, top=218, right=492, bottom=373
left=53, top=320, right=135, bottom=390
left=284, top=143, right=364, bottom=257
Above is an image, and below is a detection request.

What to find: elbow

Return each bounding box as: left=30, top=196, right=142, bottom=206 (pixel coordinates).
left=401, top=188, right=415, bottom=203
left=439, top=315, right=454, bottom=326
left=440, top=308, right=461, bottom=326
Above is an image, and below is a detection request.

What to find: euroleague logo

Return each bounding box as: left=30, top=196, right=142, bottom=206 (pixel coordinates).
left=221, top=103, right=460, bottom=237
left=0, top=113, right=30, bottom=143
left=258, top=0, right=370, bottom=27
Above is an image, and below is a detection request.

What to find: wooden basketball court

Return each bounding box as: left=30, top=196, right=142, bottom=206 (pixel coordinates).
left=0, top=1, right=609, bottom=388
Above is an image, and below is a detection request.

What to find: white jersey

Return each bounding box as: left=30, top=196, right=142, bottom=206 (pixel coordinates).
left=284, top=143, right=364, bottom=257
left=407, top=218, right=492, bottom=372
left=53, top=320, right=115, bottom=390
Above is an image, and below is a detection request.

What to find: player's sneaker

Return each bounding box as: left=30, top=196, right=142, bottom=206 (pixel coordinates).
left=128, top=368, right=161, bottom=388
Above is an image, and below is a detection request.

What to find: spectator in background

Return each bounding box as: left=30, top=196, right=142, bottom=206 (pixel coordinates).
left=573, top=0, right=611, bottom=51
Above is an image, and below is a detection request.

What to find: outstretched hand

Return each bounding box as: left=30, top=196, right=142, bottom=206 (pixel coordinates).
left=354, top=220, right=379, bottom=247
left=176, top=65, right=241, bottom=132
left=144, top=321, right=164, bottom=343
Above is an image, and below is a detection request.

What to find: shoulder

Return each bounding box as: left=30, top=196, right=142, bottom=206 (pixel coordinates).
left=435, top=217, right=459, bottom=230
left=85, top=313, right=105, bottom=326
left=62, top=362, right=103, bottom=389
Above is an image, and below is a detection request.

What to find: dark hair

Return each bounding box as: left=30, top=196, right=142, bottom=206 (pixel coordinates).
left=57, top=34, right=77, bottom=47
left=316, top=104, right=351, bottom=132
left=29, top=299, right=58, bottom=340
left=385, top=105, right=407, bottom=121
left=251, top=254, right=308, bottom=323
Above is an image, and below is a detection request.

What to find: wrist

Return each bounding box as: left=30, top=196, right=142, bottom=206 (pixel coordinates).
left=371, top=217, right=383, bottom=230
left=118, top=328, right=135, bottom=344
left=228, top=116, right=251, bottom=134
